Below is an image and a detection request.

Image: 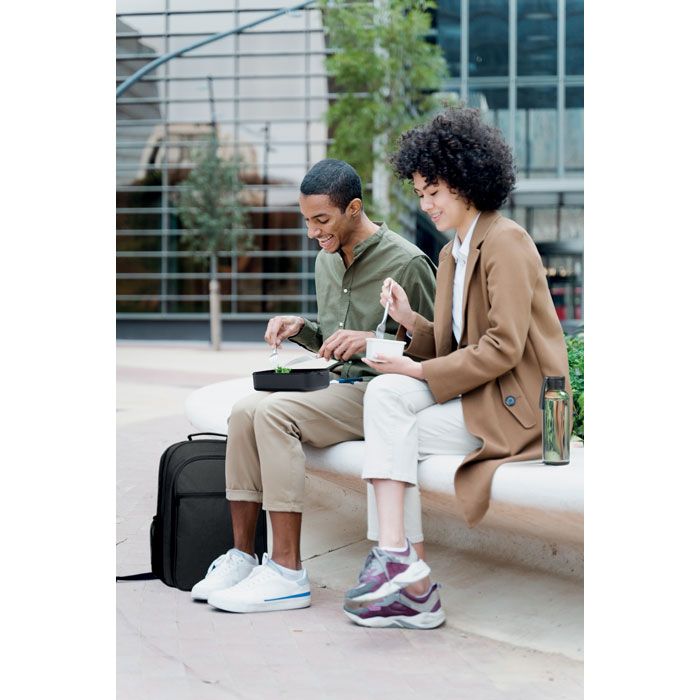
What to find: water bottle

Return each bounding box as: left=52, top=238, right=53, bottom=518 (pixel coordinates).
left=539, top=376, right=570, bottom=465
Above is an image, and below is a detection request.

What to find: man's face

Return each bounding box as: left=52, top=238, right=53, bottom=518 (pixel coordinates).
left=299, top=193, right=355, bottom=254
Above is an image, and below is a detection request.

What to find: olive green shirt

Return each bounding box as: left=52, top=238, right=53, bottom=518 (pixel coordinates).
left=290, top=223, right=437, bottom=379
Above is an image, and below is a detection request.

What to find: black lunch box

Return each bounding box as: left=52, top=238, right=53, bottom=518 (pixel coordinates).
left=252, top=368, right=331, bottom=392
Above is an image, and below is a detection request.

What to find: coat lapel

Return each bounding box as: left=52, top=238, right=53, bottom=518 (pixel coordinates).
left=460, top=211, right=501, bottom=343
left=434, top=246, right=455, bottom=356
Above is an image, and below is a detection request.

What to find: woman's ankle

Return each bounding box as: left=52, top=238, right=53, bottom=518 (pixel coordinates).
left=379, top=537, right=409, bottom=551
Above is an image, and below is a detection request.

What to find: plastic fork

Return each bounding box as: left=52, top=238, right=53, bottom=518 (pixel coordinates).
left=375, top=282, right=393, bottom=339
left=268, top=350, right=320, bottom=369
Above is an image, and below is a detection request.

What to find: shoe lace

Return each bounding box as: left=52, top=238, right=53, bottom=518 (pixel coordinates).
left=208, top=549, right=253, bottom=575
left=233, top=561, right=276, bottom=590
left=358, top=545, right=415, bottom=584
left=358, top=548, right=387, bottom=583
left=207, top=552, right=228, bottom=575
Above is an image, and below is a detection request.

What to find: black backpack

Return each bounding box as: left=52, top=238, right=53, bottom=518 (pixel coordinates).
left=117, top=433, right=267, bottom=591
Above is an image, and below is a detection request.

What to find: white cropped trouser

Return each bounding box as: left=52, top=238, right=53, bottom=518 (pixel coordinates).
left=363, top=374, right=483, bottom=543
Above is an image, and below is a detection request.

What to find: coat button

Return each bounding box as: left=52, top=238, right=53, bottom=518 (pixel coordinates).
left=504, top=395, right=516, bottom=407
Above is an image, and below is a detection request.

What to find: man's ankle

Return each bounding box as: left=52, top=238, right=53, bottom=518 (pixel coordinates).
left=270, top=554, right=302, bottom=571
left=232, top=542, right=255, bottom=557
left=233, top=548, right=257, bottom=564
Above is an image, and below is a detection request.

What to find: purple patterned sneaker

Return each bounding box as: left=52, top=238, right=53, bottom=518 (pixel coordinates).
left=343, top=582, right=446, bottom=629
left=344, top=543, right=431, bottom=604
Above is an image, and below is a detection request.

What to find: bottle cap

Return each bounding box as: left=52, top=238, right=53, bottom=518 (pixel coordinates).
left=540, top=375, right=566, bottom=408
left=547, top=376, right=565, bottom=390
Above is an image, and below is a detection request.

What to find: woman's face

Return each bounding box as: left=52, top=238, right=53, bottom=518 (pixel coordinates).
left=412, top=173, right=470, bottom=235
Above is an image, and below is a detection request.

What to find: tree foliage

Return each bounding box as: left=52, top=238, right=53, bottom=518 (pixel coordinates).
left=566, top=333, right=584, bottom=440
left=177, top=136, right=250, bottom=265
left=321, top=0, right=449, bottom=219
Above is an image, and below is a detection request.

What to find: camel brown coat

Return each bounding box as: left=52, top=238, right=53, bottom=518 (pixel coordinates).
left=402, top=210, right=571, bottom=527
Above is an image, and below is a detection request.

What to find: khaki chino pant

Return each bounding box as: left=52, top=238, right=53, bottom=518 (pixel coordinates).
left=225, top=381, right=369, bottom=512
left=226, top=381, right=427, bottom=543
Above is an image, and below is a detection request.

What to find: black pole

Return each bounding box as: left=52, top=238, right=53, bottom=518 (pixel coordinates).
left=207, top=75, right=217, bottom=133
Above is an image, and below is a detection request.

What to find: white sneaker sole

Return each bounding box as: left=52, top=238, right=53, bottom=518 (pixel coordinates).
left=208, top=591, right=311, bottom=613
left=191, top=578, right=252, bottom=601
left=349, top=560, right=432, bottom=603
left=344, top=608, right=446, bottom=629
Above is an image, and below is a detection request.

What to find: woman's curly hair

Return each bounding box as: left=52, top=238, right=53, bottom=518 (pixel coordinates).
left=389, top=106, right=516, bottom=211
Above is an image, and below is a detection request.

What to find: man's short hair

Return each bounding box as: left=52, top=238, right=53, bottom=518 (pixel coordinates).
left=300, top=158, right=362, bottom=212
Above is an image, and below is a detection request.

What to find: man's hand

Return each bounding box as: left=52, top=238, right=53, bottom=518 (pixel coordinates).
left=264, top=315, right=305, bottom=348
left=318, top=330, right=374, bottom=361
left=361, top=354, right=425, bottom=379
left=381, top=278, right=415, bottom=333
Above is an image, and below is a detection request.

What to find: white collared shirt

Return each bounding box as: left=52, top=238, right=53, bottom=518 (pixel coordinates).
left=451, top=212, right=481, bottom=343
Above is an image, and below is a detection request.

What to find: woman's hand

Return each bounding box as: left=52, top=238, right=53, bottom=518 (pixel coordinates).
left=362, top=354, right=425, bottom=379
left=381, top=278, right=415, bottom=333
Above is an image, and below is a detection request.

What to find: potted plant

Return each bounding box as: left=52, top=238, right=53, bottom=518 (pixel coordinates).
left=566, top=333, right=584, bottom=441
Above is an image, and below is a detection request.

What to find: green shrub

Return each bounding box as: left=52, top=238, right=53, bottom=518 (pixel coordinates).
left=565, top=333, right=584, bottom=440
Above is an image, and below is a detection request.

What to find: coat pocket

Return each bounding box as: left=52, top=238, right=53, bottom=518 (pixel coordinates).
left=497, top=371, right=537, bottom=429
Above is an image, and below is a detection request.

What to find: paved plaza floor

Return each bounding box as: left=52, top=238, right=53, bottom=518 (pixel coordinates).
left=116, top=341, right=583, bottom=699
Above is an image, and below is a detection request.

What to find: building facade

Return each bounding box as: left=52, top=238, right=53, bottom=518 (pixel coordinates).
left=116, top=0, right=583, bottom=339
left=433, top=0, right=583, bottom=326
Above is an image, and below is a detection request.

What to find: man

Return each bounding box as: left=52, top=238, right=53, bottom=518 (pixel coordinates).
left=191, top=159, right=436, bottom=613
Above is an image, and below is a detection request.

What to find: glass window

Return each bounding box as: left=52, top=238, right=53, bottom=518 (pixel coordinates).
left=542, top=253, right=583, bottom=321
left=509, top=204, right=584, bottom=322
left=435, top=0, right=461, bottom=78
left=565, top=87, right=583, bottom=174
left=566, top=0, right=584, bottom=75
left=469, top=88, right=510, bottom=138
left=515, top=87, right=557, bottom=178
left=517, top=0, right=558, bottom=76
left=469, top=0, right=509, bottom=77
left=510, top=206, right=558, bottom=241
left=560, top=206, right=583, bottom=241
left=531, top=207, right=559, bottom=241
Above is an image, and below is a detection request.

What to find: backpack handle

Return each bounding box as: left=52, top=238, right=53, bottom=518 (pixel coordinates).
left=187, top=432, right=227, bottom=441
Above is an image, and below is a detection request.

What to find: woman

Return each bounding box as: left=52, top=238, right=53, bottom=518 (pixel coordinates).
left=342, top=106, right=571, bottom=629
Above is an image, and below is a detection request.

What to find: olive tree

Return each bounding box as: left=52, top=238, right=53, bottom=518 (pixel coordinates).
left=321, top=0, right=449, bottom=224
left=177, top=136, right=249, bottom=350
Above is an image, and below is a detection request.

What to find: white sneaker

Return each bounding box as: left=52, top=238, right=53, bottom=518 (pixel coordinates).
left=190, top=549, right=257, bottom=601
left=207, top=554, right=311, bottom=613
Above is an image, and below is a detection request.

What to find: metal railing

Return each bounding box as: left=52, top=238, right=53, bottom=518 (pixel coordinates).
left=116, top=1, right=325, bottom=322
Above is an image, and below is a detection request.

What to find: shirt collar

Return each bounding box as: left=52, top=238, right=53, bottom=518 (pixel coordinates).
left=348, top=222, right=387, bottom=258
left=451, top=212, right=481, bottom=264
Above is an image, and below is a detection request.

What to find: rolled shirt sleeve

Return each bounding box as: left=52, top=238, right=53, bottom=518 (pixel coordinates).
left=289, top=318, right=323, bottom=353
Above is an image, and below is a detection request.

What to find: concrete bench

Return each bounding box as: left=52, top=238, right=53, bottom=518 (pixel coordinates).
left=185, top=377, right=583, bottom=577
